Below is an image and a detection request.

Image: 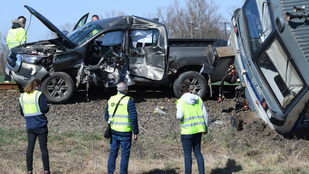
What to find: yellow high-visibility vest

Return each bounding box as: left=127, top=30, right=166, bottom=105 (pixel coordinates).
left=108, top=93, right=132, bottom=132
left=19, top=90, right=42, bottom=117
left=177, top=97, right=206, bottom=135
left=6, top=28, right=27, bottom=50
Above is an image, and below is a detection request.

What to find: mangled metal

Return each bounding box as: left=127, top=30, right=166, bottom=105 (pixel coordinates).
left=229, top=0, right=309, bottom=133
left=6, top=5, right=233, bottom=103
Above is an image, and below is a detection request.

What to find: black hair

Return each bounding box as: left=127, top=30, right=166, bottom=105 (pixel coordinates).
left=92, top=15, right=99, bottom=19
left=18, top=16, right=26, bottom=21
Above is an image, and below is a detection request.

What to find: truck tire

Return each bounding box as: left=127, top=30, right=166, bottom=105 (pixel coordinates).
left=42, top=72, right=75, bottom=103
left=173, top=71, right=208, bottom=98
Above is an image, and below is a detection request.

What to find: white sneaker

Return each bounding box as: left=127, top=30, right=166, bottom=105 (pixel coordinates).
left=4, top=81, right=9, bottom=83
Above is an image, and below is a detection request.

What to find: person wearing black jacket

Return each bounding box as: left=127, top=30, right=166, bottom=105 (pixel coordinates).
left=19, top=79, right=50, bottom=174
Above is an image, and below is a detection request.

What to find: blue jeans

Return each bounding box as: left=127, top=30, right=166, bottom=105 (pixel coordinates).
left=181, top=133, right=205, bottom=174
left=108, top=135, right=132, bottom=174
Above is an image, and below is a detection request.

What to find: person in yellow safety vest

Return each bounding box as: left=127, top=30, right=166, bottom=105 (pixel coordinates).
left=19, top=79, right=51, bottom=174
left=104, top=82, right=139, bottom=174
left=176, top=82, right=209, bottom=174
left=6, top=16, right=27, bottom=50
left=5, top=16, right=27, bottom=82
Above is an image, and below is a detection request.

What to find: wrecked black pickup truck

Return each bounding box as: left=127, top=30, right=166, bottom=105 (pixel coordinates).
left=6, top=5, right=236, bottom=103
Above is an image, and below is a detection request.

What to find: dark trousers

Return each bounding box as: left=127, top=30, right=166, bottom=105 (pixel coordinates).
left=108, top=135, right=132, bottom=174
left=26, top=126, right=50, bottom=171
left=181, top=133, right=205, bottom=174
left=4, top=73, right=11, bottom=81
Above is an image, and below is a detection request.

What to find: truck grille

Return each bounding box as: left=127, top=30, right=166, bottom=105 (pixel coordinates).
left=7, top=52, right=17, bottom=67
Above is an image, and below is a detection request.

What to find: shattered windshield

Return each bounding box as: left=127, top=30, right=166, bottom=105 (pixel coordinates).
left=67, top=23, right=103, bottom=46
left=244, top=0, right=273, bottom=54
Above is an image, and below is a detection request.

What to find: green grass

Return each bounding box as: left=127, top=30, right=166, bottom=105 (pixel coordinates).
left=0, top=75, right=4, bottom=82
left=0, top=75, right=15, bottom=82
left=0, top=128, right=26, bottom=146
left=1, top=127, right=309, bottom=173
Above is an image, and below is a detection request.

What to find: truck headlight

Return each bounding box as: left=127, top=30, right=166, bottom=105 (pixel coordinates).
left=22, top=55, right=40, bottom=64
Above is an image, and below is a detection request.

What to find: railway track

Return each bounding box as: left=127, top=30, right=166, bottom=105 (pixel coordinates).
left=0, top=82, right=19, bottom=90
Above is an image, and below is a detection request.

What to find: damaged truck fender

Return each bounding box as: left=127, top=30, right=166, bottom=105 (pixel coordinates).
left=6, top=5, right=235, bottom=103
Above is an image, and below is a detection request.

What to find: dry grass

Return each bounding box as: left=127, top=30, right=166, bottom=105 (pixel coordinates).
left=1, top=127, right=309, bottom=174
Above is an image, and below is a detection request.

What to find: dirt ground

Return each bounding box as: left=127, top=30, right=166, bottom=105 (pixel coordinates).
left=1, top=85, right=308, bottom=146
left=1, top=85, right=309, bottom=173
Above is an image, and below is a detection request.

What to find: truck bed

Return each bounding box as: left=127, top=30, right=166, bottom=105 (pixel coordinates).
left=168, top=38, right=227, bottom=47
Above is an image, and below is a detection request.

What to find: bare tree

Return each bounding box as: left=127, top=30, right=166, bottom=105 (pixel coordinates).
left=0, top=32, right=9, bottom=76
left=222, top=1, right=245, bottom=38
left=227, top=0, right=245, bottom=17
left=45, top=22, right=73, bottom=40
left=157, top=0, right=226, bottom=39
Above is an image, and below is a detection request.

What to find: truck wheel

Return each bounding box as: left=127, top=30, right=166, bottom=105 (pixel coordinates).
left=42, top=72, right=75, bottom=103
left=173, top=71, right=208, bottom=98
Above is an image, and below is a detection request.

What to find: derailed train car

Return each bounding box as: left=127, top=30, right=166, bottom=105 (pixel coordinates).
left=230, top=0, right=309, bottom=133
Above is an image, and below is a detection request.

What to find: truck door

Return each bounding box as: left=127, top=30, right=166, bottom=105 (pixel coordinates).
left=128, top=29, right=166, bottom=80
left=73, top=13, right=89, bottom=30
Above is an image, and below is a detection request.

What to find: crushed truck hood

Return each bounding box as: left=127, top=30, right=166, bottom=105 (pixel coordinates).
left=24, top=5, right=75, bottom=48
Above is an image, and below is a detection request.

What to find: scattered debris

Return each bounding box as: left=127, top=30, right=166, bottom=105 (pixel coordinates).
left=154, top=106, right=166, bottom=115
